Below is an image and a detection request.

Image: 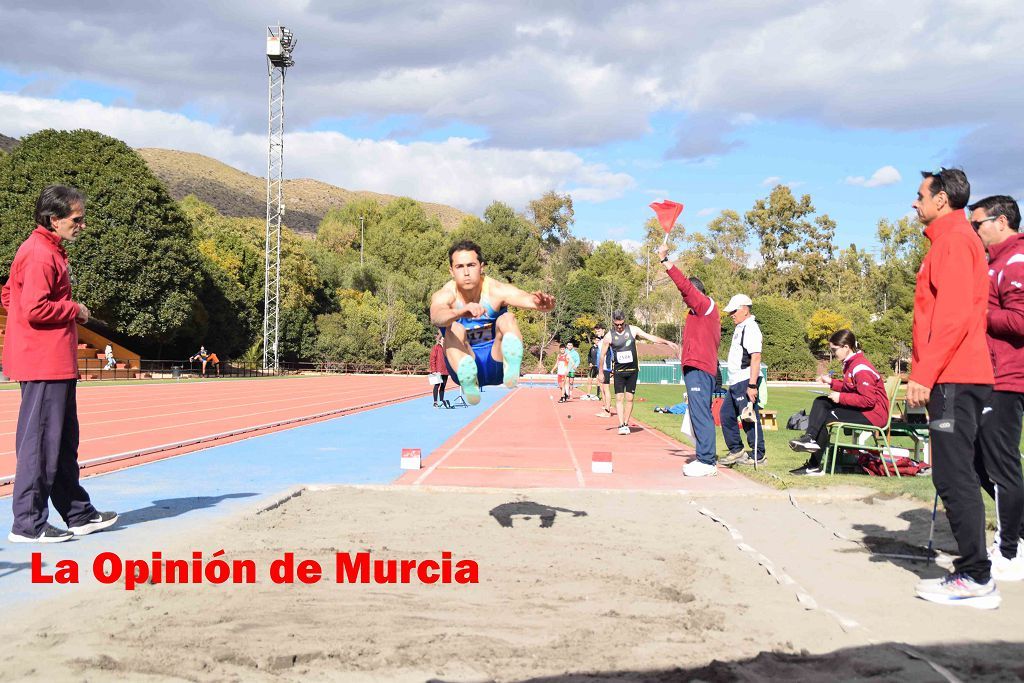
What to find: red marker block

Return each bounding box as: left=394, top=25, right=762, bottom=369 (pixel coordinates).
left=401, top=448, right=422, bottom=470
left=592, top=451, right=613, bottom=474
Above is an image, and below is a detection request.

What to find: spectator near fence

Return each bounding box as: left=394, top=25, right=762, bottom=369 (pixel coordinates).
left=190, top=345, right=221, bottom=377
left=104, top=343, right=116, bottom=370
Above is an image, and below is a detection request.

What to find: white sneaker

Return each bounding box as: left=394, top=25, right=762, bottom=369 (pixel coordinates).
left=914, top=572, right=1002, bottom=609
left=7, top=523, right=73, bottom=544
left=595, top=410, right=612, bottom=418
left=617, top=425, right=630, bottom=435
left=992, top=554, right=1024, bottom=582
left=68, top=511, right=119, bottom=536
left=683, top=460, right=718, bottom=477
left=988, top=538, right=1024, bottom=560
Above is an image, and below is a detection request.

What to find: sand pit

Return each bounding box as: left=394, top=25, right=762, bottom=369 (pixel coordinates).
left=2, top=485, right=1024, bottom=681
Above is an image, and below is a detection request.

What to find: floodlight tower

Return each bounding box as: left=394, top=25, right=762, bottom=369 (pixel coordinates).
left=263, top=25, right=296, bottom=371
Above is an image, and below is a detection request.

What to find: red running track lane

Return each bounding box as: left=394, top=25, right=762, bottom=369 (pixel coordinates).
left=0, top=375, right=429, bottom=486
left=395, top=386, right=764, bottom=492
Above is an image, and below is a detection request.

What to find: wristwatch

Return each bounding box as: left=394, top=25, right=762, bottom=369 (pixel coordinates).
left=660, top=257, right=669, bottom=264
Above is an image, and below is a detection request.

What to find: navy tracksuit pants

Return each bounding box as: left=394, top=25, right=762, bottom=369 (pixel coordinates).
left=11, top=380, right=97, bottom=537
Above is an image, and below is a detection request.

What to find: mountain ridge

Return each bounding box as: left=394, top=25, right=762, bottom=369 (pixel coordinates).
left=0, top=134, right=469, bottom=234
left=136, top=148, right=469, bottom=234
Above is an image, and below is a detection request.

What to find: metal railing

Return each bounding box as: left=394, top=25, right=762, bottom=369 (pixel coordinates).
left=56, top=358, right=432, bottom=381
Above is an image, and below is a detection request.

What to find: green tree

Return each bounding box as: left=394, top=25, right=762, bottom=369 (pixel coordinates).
left=806, top=308, right=852, bottom=357
left=0, top=129, right=203, bottom=352
left=451, top=201, right=542, bottom=285
left=745, top=185, right=836, bottom=298
left=527, top=190, right=574, bottom=247
left=180, top=196, right=321, bottom=361
left=720, top=296, right=816, bottom=377
left=689, top=209, right=749, bottom=270
left=859, top=308, right=912, bottom=374
left=869, top=216, right=926, bottom=315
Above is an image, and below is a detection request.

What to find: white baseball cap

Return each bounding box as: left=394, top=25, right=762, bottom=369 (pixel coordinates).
left=724, top=294, right=753, bottom=313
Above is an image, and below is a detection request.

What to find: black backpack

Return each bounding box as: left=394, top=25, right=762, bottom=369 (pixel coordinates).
left=787, top=409, right=809, bottom=431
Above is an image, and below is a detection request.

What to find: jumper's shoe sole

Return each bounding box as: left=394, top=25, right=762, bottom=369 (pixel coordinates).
left=456, top=356, right=481, bottom=405
left=501, top=336, right=523, bottom=388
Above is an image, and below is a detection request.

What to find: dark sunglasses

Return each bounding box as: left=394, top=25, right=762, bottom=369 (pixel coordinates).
left=970, top=215, right=999, bottom=231
left=67, top=215, right=86, bottom=225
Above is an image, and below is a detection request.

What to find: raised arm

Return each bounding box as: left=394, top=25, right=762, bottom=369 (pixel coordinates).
left=630, top=325, right=680, bottom=352
left=491, top=280, right=555, bottom=312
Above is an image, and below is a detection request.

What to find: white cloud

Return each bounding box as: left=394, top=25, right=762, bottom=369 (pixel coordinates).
left=0, top=93, right=634, bottom=214
left=0, top=2, right=1020, bottom=184
left=616, top=239, right=643, bottom=253
left=845, top=165, right=902, bottom=188
left=697, top=207, right=718, bottom=217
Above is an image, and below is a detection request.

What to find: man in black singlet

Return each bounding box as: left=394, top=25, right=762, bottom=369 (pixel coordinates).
left=597, top=309, right=678, bottom=435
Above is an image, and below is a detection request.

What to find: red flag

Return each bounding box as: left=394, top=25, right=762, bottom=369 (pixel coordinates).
left=649, top=200, right=683, bottom=234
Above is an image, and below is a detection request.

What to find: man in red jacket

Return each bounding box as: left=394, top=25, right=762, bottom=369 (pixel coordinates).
left=658, top=243, right=721, bottom=477
left=907, top=169, right=998, bottom=609
left=2, top=185, right=117, bottom=543
left=970, top=195, right=1024, bottom=581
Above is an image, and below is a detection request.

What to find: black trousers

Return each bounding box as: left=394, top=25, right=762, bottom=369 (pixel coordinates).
left=11, top=380, right=96, bottom=537
left=432, top=375, right=448, bottom=402
left=930, top=383, right=992, bottom=583
left=975, top=390, right=1024, bottom=559
left=804, top=396, right=874, bottom=468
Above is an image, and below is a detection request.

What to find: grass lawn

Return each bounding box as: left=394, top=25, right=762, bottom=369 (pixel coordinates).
left=581, top=382, right=1007, bottom=527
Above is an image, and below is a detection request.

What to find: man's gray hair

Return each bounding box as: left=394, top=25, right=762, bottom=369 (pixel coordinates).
left=612, top=309, right=625, bottom=321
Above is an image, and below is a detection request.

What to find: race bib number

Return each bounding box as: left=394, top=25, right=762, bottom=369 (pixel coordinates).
left=616, top=350, right=634, bottom=364
left=465, top=325, right=495, bottom=345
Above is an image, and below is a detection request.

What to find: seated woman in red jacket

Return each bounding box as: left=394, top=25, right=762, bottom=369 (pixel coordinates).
left=789, top=329, right=890, bottom=476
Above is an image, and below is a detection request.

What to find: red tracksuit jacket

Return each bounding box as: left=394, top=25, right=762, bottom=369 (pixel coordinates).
left=909, top=211, right=994, bottom=388
left=666, top=265, right=721, bottom=377
left=829, top=351, right=889, bottom=427
left=985, top=232, right=1024, bottom=393
left=1, top=227, right=81, bottom=381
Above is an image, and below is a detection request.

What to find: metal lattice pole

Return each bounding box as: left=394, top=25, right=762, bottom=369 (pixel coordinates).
left=263, top=26, right=295, bottom=371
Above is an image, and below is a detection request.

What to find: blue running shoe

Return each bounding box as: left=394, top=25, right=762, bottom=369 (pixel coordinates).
left=501, top=335, right=523, bottom=388
left=456, top=356, right=481, bottom=405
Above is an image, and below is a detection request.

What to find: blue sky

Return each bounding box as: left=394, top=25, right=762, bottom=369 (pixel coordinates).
left=0, top=2, right=1019, bottom=255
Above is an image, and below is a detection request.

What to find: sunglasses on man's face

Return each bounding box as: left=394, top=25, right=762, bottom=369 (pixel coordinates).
left=970, top=215, right=999, bottom=231
left=66, top=215, right=86, bottom=225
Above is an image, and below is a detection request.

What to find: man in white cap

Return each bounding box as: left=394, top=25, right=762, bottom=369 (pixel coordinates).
left=718, top=294, right=766, bottom=465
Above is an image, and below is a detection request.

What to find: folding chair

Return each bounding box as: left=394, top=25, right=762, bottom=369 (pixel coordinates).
left=821, top=375, right=904, bottom=477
